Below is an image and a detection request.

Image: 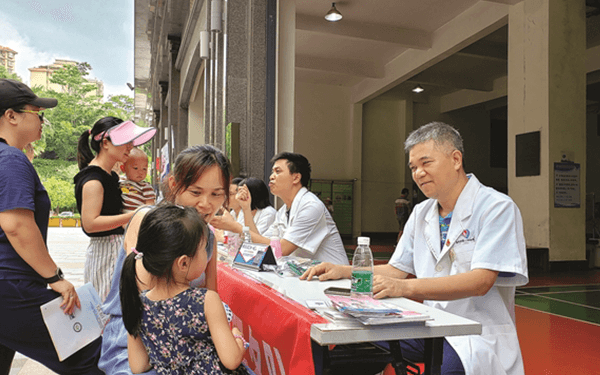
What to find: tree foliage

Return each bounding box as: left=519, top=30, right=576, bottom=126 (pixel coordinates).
left=49, top=62, right=97, bottom=98
left=30, top=62, right=135, bottom=160
left=33, top=159, right=79, bottom=182
left=103, top=95, right=135, bottom=115
left=0, top=66, right=20, bottom=80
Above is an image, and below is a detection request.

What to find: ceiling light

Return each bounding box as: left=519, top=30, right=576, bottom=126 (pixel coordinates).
left=412, top=85, right=424, bottom=93
left=325, top=3, right=342, bottom=22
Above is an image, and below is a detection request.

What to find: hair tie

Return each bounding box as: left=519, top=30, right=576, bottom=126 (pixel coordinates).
left=131, top=248, right=143, bottom=260
left=93, top=131, right=104, bottom=141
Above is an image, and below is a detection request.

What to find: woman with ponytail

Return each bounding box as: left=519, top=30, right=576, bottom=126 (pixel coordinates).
left=74, top=116, right=155, bottom=301
left=99, top=144, right=232, bottom=375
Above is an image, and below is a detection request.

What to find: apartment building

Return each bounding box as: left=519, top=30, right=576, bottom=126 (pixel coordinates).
left=0, top=46, right=18, bottom=74
left=29, top=59, right=104, bottom=97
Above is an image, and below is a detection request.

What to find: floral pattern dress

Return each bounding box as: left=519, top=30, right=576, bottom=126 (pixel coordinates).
left=140, top=288, right=250, bottom=375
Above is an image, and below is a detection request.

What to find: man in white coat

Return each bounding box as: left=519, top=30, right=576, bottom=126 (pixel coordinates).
left=221, top=152, right=349, bottom=265
left=302, top=122, right=528, bottom=375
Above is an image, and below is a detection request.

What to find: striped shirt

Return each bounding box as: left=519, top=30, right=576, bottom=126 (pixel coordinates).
left=119, top=180, right=156, bottom=212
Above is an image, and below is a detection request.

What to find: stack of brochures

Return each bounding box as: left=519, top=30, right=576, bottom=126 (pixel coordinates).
left=326, top=295, right=431, bottom=325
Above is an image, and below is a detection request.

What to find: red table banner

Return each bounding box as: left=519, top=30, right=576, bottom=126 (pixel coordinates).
left=217, top=263, right=328, bottom=375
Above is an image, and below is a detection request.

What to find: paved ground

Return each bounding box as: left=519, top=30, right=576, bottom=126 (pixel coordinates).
left=9, top=227, right=89, bottom=375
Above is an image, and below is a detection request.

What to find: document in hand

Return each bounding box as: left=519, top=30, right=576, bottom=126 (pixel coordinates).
left=40, top=283, right=105, bottom=361
left=326, top=295, right=431, bottom=325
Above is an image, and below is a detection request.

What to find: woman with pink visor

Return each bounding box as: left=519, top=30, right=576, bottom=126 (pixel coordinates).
left=75, top=117, right=156, bottom=302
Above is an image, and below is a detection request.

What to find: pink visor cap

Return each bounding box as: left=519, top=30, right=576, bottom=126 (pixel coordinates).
left=95, top=121, right=157, bottom=146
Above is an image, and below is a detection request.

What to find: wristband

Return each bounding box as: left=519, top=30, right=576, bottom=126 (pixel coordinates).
left=233, top=334, right=249, bottom=349
left=44, top=267, right=64, bottom=284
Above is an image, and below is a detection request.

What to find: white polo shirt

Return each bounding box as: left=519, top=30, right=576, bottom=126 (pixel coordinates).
left=263, top=187, right=349, bottom=265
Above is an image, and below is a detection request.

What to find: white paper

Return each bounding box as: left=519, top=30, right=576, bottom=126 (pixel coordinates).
left=305, top=299, right=328, bottom=309
left=40, top=283, right=105, bottom=361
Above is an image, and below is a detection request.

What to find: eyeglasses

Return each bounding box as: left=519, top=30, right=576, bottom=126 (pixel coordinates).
left=17, top=109, right=44, bottom=122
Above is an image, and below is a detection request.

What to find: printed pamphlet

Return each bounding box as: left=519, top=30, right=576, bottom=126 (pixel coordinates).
left=40, top=283, right=105, bottom=361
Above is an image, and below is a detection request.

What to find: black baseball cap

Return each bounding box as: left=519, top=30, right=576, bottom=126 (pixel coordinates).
left=0, top=79, right=58, bottom=109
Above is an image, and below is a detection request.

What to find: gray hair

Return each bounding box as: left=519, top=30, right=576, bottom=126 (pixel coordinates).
left=404, top=122, right=464, bottom=155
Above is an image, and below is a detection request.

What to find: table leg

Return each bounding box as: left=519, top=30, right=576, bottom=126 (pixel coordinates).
left=387, top=340, right=408, bottom=375
left=312, top=340, right=329, bottom=375
left=312, top=341, right=402, bottom=375
left=423, top=338, right=444, bottom=375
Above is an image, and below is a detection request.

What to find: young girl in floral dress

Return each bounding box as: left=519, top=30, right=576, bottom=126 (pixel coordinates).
left=120, top=204, right=251, bottom=375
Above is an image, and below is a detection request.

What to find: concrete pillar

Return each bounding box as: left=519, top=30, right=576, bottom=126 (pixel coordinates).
left=151, top=109, right=160, bottom=186
left=168, top=37, right=188, bottom=157
left=277, top=0, right=295, bottom=155
left=361, top=98, right=413, bottom=233
left=188, top=74, right=206, bottom=147
left=351, top=103, right=363, bottom=239
left=508, top=0, right=586, bottom=261
left=226, top=0, right=269, bottom=180
left=401, top=100, right=414, bottom=191
left=213, top=25, right=225, bottom=151
left=159, top=82, right=170, bottom=173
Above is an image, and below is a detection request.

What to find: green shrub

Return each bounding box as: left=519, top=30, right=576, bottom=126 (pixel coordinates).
left=32, top=159, right=78, bottom=214
left=42, top=176, right=77, bottom=214
left=32, top=159, right=79, bottom=183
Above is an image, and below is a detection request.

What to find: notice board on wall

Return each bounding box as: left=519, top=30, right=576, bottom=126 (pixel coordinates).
left=554, top=162, right=580, bottom=208
left=308, top=179, right=354, bottom=235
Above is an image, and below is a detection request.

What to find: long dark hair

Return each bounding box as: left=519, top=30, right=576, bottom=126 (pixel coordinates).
left=162, top=144, right=232, bottom=207
left=76, top=116, right=124, bottom=169
left=231, top=177, right=244, bottom=187
left=240, top=177, right=272, bottom=210
left=120, top=204, right=208, bottom=336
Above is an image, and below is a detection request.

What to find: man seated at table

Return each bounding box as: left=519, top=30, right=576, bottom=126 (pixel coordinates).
left=302, top=122, right=528, bottom=375
left=213, top=152, right=349, bottom=265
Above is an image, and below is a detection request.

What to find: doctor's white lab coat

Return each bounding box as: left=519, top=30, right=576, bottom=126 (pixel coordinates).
left=389, top=174, right=528, bottom=375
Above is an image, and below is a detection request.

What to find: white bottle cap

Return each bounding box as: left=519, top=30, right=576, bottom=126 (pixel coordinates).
left=357, top=236, right=370, bottom=245
left=243, top=226, right=250, bottom=231
left=270, top=236, right=280, bottom=241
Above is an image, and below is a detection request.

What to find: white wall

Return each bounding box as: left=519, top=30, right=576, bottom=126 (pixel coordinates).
left=413, top=99, right=507, bottom=193
left=294, top=81, right=354, bottom=180
left=361, top=98, right=410, bottom=233
left=188, top=71, right=205, bottom=147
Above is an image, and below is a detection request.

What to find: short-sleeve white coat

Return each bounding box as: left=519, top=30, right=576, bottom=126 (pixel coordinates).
left=263, top=187, right=349, bottom=265
left=389, top=174, right=528, bottom=375
left=236, top=206, right=277, bottom=235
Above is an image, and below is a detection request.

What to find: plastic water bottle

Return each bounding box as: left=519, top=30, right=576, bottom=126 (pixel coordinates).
left=351, top=236, right=374, bottom=298
left=270, top=236, right=282, bottom=259
left=221, top=234, right=230, bottom=261
left=226, top=232, right=240, bottom=260
left=242, top=226, right=252, bottom=244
